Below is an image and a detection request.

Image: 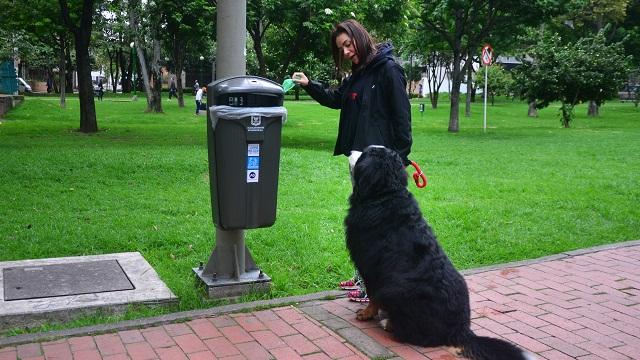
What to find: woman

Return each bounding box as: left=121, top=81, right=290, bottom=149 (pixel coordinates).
left=292, top=19, right=412, bottom=302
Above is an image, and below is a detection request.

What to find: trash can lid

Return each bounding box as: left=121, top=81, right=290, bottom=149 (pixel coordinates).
left=210, top=76, right=283, bottom=96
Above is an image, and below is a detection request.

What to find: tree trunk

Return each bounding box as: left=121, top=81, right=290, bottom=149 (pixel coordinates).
left=74, top=32, right=97, bottom=132
left=176, top=71, right=184, bottom=107
left=129, top=1, right=152, bottom=106
left=528, top=101, right=538, bottom=117
left=65, top=44, right=74, bottom=93
left=426, top=53, right=448, bottom=110
left=107, top=48, right=114, bottom=93
left=465, top=54, right=472, bottom=117
left=147, top=38, right=163, bottom=113
left=172, top=36, right=186, bottom=107
left=58, top=36, right=66, bottom=108
left=120, top=48, right=131, bottom=93
left=429, top=94, right=438, bottom=109
left=106, top=46, right=120, bottom=94
left=430, top=91, right=438, bottom=109
left=587, top=100, right=599, bottom=117
left=60, top=0, right=97, bottom=133
left=114, top=53, right=120, bottom=94
left=113, top=34, right=122, bottom=94
left=249, top=20, right=267, bottom=77
left=560, top=103, right=572, bottom=128
left=136, top=47, right=151, bottom=105
left=448, top=51, right=463, bottom=132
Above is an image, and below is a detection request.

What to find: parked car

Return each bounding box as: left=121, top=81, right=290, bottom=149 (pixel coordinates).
left=619, top=84, right=639, bottom=101
left=17, top=77, right=32, bottom=94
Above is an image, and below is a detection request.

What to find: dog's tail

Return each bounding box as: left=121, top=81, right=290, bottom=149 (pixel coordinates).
left=459, top=331, right=537, bottom=360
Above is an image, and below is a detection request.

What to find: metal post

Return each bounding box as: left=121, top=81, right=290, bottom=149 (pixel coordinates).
left=483, top=65, right=488, bottom=133
left=199, top=55, right=204, bottom=86
left=193, top=0, right=271, bottom=299
left=216, top=0, right=246, bottom=79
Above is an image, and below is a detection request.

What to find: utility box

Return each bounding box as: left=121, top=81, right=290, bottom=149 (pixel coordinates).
left=206, top=76, right=286, bottom=230
left=0, top=62, right=18, bottom=95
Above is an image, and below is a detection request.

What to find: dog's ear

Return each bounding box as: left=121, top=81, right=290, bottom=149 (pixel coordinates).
left=352, top=147, right=407, bottom=197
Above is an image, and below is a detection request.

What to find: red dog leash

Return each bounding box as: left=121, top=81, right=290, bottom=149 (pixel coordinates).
left=410, top=160, right=428, bottom=188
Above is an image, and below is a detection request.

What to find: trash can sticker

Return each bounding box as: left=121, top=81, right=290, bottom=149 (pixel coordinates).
left=247, top=156, right=260, bottom=170
left=247, top=144, right=260, bottom=182
left=247, top=143, right=260, bottom=156
left=248, top=116, right=265, bottom=132
left=247, top=170, right=259, bottom=183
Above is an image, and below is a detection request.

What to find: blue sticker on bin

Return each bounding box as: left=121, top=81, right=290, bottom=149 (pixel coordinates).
left=247, top=156, right=260, bottom=170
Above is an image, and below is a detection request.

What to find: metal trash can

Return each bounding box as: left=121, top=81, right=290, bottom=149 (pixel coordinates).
left=206, top=76, right=287, bottom=230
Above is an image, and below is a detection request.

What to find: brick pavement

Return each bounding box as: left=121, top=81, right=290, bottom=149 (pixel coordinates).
left=0, top=242, right=638, bottom=359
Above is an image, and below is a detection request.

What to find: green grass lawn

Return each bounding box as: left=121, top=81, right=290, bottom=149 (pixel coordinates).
left=1, top=93, right=639, bottom=333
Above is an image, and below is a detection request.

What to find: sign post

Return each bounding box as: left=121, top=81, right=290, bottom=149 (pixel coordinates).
left=481, top=44, right=493, bottom=133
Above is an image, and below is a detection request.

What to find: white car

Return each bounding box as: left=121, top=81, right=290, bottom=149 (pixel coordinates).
left=17, top=77, right=32, bottom=93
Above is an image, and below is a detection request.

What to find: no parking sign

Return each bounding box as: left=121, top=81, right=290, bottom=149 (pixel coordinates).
left=481, top=44, right=493, bottom=133
left=482, top=44, right=493, bottom=66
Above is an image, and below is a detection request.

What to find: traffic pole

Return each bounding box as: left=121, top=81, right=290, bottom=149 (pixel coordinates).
left=484, top=64, right=488, bottom=133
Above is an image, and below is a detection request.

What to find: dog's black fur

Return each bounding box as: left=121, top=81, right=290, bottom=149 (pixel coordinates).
left=345, top=147, right=533, bottom=360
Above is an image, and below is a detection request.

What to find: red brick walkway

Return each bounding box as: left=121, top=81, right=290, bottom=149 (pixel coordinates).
left=0, top=243, right=639, bottom=359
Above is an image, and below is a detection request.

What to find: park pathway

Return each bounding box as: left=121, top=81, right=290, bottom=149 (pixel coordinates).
left=1, top=241, right=639, bottom=359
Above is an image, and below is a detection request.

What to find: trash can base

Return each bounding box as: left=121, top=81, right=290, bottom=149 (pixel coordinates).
left=192, top=267, right=271, bottom=300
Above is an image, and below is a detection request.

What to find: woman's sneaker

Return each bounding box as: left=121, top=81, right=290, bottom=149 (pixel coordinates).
left=339, top=278, right=361, bottom=290
left=347, top=289, right=369, bottom=303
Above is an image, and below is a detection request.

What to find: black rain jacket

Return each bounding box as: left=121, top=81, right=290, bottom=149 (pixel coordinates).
left=302, top=43, right=412, bottom=165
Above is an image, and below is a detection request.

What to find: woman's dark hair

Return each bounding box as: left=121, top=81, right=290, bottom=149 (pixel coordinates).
left=330, top=19, right=377, bottom=72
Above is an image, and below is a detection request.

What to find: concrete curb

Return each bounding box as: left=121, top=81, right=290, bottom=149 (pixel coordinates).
left=1, top=239, right=638, bottom=348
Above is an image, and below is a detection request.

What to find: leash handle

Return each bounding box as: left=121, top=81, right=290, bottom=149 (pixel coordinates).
left=410, top=160, right=428, bottom=188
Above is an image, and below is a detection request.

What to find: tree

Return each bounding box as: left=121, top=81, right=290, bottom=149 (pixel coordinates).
left=614, top=0, right=640, bottom=108
left=513, top=32, right=630, bottom=127
left=245, top=0, right=411, bottom=86
left=96, top=1, right=132, bottom=95
left=419, top=0, right=551, bottom=132
left=59, top=0, right=98, bottom=133
left=162, top=0, right=214, bottom=107
left=476, top=63, right=514, bottom=105
left=546, top=0, right=631, bottom=115
left=423, top=51, right=451, bottom=108
left=247, top=0, right=347, bottom=83
left=129, top=0, right=165, bottom=113
left=0, top=0, right=71, bottom=107
left=401, top=13, right=452, bottom=109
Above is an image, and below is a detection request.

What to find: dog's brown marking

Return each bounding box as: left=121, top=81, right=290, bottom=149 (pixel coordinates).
left=356, top=300, right=380, bottom=321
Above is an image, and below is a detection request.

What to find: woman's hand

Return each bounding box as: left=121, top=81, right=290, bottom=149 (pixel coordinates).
left=291, top=72, right=309, bottom=86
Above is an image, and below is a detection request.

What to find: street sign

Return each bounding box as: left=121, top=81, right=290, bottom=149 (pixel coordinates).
left=481, top=44, right=493, bottom=133
left=482, top=44, right=493, bottom=66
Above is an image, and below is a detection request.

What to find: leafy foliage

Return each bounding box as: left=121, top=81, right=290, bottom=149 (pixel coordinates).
left=419, top=0, right=552, bottom=131
left=513, top=31, right=630, bottom=127
left=476, top=64, right=515, bottom=105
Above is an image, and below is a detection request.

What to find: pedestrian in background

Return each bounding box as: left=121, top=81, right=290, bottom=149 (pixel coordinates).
left=195, top=86, right=205, bottom=115
left=193, top=80, right=200, bottom=95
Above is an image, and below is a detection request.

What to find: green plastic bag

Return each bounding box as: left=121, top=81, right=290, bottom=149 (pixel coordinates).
left=282, top=79, right=296, bottom=93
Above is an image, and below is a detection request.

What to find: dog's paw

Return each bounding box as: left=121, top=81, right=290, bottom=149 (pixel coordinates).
left=379, top=318, right=393, bottom=332
left=356, top=305, right=378, bottom=321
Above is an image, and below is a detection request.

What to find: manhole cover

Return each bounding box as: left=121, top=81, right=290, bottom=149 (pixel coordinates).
left=3, top=260, right=135, bottom=301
